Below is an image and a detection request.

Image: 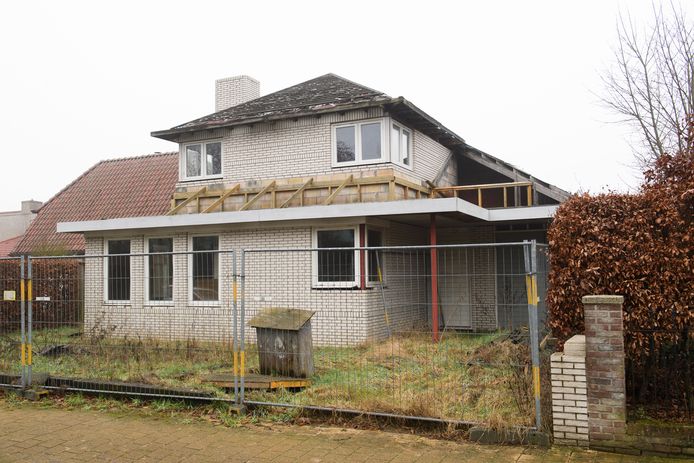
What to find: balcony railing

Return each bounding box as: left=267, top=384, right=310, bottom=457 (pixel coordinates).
left=433, top=182, right=534, bottom=208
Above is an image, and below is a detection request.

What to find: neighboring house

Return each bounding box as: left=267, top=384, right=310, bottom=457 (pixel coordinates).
left=0, top=200, right=42, bottom=244
left=57, top=73, right=569, bottom=345
left=12, top=154, right=178, bottom=255
left=0, top=236, right=22, bottom=258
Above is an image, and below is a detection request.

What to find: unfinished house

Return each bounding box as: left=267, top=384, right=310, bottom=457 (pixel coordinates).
left=58, top=74, right=568, bottom=345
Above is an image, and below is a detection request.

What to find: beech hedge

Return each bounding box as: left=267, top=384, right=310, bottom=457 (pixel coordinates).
left=547, top=146, right=693, bottom=359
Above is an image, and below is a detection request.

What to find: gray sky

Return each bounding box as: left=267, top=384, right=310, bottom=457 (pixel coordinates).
left=0, top=0, right=686, bottom=211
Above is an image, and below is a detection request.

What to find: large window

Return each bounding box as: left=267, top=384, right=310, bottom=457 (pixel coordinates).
left=333, top=121, right=386, bottom=166
left=314, top=228, right=359, bottom=287
left=182, top=141, right=222, bottom=180
left=147, top=238, right=173, bottom=302
left=332, top=118, right=413, bottom=168
left=106, top=240, right=130, bottom=301
left=190, top=236, right=219, bottom=302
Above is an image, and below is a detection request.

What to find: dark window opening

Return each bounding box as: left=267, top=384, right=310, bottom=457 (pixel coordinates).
left=317, top=229, right=355, bottom=283
left=148, top=238, right=173, bottom=301
left=107, top=240, right=130, bottom=301
left=192, top=236, right=219, bottom=301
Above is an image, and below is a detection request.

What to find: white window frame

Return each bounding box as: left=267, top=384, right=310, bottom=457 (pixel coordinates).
left=331, top=119, right=388, bottom=167
left=312, top=226, right=361, bottom=288
left=188, top=234, right=221, bottom=305
left=180, top=140, right=223, bottom=181
left=103, top=239, right=132, bottom=304
left=390, top=121, right=413, bottom=170
left=144, top=237, right=174, bottom=305
left=365, top=227, right=386, bottom=287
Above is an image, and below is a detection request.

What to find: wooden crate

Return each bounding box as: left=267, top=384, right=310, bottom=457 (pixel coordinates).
left=249, top=308, right=315, bottom=378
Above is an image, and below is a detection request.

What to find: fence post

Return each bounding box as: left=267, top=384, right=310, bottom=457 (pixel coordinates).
left=26, top=257, right=32, bottom=387
left=524, top=240, right=542, bottom=430
left=239, top=250, right=246, bottom=405
left=19, top=255, right=25, bottom=388
left=582, top=295, right=626, bottom=444
left=232, top=251, right=239, bottom=405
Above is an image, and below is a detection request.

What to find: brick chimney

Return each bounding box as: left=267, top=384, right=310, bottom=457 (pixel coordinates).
left=215, top=75, right=260, bottom=112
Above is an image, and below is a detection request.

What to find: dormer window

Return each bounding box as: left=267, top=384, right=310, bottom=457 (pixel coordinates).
left=332, top=118, right=412, bottom=169
left=391, top=122, right=411, bottom=167
left=332, top=120, right=387, bottom=167
left=182, top=141, right=222, bottom=180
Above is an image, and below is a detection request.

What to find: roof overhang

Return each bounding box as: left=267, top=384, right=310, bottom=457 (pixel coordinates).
left=57, top=198, right=558, bottom=234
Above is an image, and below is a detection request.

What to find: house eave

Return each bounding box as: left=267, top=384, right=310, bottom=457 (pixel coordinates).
left=151, top=98, right=395, bottom=142
left=57, top=199, right=559, bottom=234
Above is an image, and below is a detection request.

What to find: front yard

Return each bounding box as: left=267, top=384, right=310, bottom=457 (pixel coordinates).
left=0, top=328, right=534, bottom=427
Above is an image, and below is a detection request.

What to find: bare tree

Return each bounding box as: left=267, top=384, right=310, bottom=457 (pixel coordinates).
left=602, top=2, right=693, bottom=167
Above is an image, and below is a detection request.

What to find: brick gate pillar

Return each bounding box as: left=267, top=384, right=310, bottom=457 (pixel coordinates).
left=582, top=295, right=626, bottom=443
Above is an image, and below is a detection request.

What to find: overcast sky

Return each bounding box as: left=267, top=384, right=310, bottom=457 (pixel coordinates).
left=0, top=0, right=688, bottom=211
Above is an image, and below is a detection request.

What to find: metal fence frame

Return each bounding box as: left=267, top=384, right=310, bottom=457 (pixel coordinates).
left=0, top=241, right=545, bottom=429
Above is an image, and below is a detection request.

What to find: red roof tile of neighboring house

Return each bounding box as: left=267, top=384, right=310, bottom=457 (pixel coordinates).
left=12, top=152, right=178, bottom=255
left=0, top=236, right=23, bottom=257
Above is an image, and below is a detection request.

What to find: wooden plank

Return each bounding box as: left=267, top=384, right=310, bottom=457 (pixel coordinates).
left=201, top=184, right=240, bottom=213
left=503, top=187, right=508, bottom=208
left=394, top=178, right=430, bottom=194
left=433, top=181, right=533, bottom=193
left=280, top=178, right=313, bottom=208
left=323, top=175, right=353, bottom=205
left=388, top=180, right=395, bottom=201
left=477, top=188, right=483, bottom=207
left=240, top=181, right=276, bottom=211
left=527, top=185, right=533, bottom=206
left=166, top=187, right=206, bottom=216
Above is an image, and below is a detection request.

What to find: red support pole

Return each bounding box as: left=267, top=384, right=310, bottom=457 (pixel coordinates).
left=430, top=213, right=439, bottom=342
left=359, top=223, right=366, bottom=290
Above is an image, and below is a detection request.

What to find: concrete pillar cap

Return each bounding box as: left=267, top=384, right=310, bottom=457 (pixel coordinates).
left=581, top=295, right=624, bottom=304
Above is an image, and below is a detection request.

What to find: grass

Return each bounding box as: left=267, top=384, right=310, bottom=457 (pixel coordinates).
left=0, top=327, right=534, bottom=428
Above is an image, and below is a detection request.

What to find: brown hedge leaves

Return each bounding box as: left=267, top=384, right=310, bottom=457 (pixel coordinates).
left=547, top=147, right=693, bottom=358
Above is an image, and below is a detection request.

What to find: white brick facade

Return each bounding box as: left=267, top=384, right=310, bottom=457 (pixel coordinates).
left=176, top=108, right=455, bottom=189
left=83, top=221, right=505, bottom=346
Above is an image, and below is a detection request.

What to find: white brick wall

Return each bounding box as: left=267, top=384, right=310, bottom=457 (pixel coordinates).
left=551, top=343, right=589, bottom=446
left=83, top=222, right=505, bottom=347
left=176, top=108, right=454, bottom=190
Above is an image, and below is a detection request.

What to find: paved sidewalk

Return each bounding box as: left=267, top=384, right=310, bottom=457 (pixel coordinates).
left=0, top=406, right=678, bottom=462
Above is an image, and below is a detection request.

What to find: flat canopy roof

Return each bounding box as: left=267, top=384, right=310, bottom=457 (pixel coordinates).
left=57, top=198, right=558, bottom=234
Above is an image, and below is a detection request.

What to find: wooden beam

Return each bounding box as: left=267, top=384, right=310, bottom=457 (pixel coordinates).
left=240, top=181, right=276, bottom=211
left=323, top=175, right=353, bottom=205
left=280, top=178, right=313, bottom=208
left=433, top=181, right=533, bottom=193
left=166, top=187, right=206, bottom=216
left=201, top=184, right=240, bottom=213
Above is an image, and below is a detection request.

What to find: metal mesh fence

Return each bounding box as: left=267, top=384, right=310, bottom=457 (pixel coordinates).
left=0, top=256, right=23, bottom=387
left=241, top=243, right=544, bottom=427
left=626, top=327, right=694, bottom=422
left=26, top=250, right=238, bottom=401
left=0, top=242, right=546, bottom=428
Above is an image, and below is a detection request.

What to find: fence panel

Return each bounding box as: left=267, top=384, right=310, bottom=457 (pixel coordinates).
left=626, top=326, right=694, bottom=423
left=241, top=243, right=545, bottom=427
left=0, top=257, right=24, bottom=387
left=27, top=251, right=238, bottom=401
